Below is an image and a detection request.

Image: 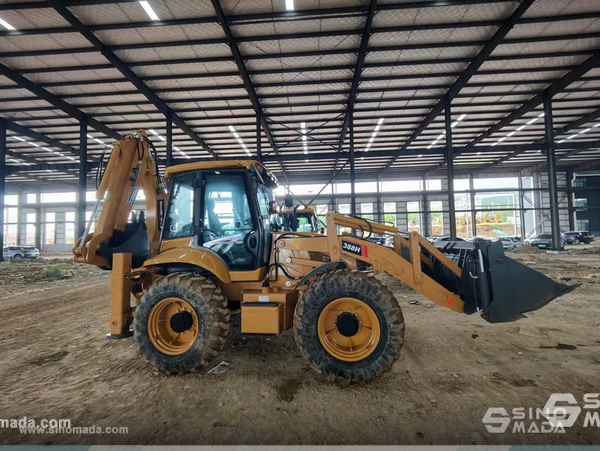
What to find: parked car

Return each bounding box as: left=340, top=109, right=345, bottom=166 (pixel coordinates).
left=563, top=231, right=595, bottom=244
left=428, top=236, right=466, bottom=243
left=561, top=233, right=576, bottom=245
left=506, top=236, right=523, bottom=248
left=529, top=234, right=564, bottom=249
left=494, top=237, right=517, bottom=250
left=366, top=235, right=394, bottom=248
left=467, top=236, right=492, bottom=245
left=2, top=245, right=40, bottom=259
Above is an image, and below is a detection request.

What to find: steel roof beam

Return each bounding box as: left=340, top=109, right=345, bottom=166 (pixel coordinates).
left=470, top=51, right=600, bottom=147
left=0, top=0, right=516, bottom=11
left=209, top=0, right=284, bottom=180
left=2, top=24, right=599, bottom=59
left=9, top=140, right=600, bottom=173
left=7, top=82, right=598, bottom=104
left=2, top=7, right=598, bottom=37
left=4, top=93, right=599, bottom=114
left=4, top=119, right=81, bottom=157
left=47, top=0, right=217, bottom=159
left=13, top=49, right=595, bottom=76
left=338, top=0, right=377, bottom=152
left=524, top=107, right=600, bottom=172
left=382, top=0, right=535, bottom=172
left=4, top=71, right=598, bottom=92
left=0, top=63, right=121, bottom=141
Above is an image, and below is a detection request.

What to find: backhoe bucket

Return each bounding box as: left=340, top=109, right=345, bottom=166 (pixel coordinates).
left=432, top=241, right=578, bottom=323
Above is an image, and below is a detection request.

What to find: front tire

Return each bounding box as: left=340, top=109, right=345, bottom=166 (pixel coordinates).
left=294, top=270, right=405, bottom=383
left=134, top=273, right=229, bottom=373
left=13, top=254, right=22, bottom=259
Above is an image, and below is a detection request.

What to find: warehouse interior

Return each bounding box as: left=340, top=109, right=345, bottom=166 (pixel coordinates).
left=1, top=0, right=600, bottom=447
left=1, top=0, right=600, bottom=256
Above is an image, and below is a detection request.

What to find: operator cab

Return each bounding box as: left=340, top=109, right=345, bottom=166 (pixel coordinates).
left=160, top=161, right=278, bottom=271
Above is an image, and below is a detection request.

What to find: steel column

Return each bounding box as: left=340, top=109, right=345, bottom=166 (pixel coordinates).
left=77, top=116, right=88, bottom=238
left=543, top=91, right=563, bottom=251
left=422, top=193, right=430, bottom=237
left=518, top=173, right=526, bottom=238
left=469, top=174, right=477, bottom=237
left=256, top=115, right=262, bottom=162
left=445, top=98, right=457, bottom=239
left=566, top=170, right=575, bottom=231
left=0, top=118, right=5, bottom=262
left=166, top=109, right=173, bottom=167
left=338, top=0, right=377, bottom=150
left=349, top=112, right=356, bottom=216
left=34, top=193, right=41, bottom=251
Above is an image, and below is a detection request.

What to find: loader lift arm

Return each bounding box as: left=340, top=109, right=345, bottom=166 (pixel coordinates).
left=73, top=130, right=168, bottom=269
left=275, top=212, right=577, bottom=323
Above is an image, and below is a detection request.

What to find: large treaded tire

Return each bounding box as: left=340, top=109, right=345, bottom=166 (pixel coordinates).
left=294, top=270, right=405, bottom=383
left=134, top=272, right=229, bottom=373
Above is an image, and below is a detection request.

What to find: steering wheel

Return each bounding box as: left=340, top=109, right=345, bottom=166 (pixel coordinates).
left=203, top=230, right=219, bottom=241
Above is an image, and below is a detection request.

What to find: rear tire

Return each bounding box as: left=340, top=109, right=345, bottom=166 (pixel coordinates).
left=575, top=239, right=580, bottom=244
left=13, top=254, right=22, bottom=259
left=134, top=272, right=230, bottom=373
left=294, top=270, right=405, bottom=383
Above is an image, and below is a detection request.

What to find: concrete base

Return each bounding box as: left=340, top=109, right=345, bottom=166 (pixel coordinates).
left=546, top=250, right=569, bottom=255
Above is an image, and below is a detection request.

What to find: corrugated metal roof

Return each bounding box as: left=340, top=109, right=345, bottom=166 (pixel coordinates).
left=0, top=0, right=600, bottom=182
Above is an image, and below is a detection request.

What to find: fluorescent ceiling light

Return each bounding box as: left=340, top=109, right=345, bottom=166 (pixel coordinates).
left=157, top=136, right=166, bottom=142
left=426, top=114, right=466, bottom=149
left=94, top=138, right=104, bottom=144
left=149, top=129, right=159, bottom=136
left=493, top=113, right=544, bottom=145
left=228, top=125, right=251, bottom=156
left=301, top=122, right=308, bottom=154
left=30, top=142, right=39, bottom=147
left=139, top=1, right=159, bottom=21
left=0, top=17, right=15, bottom=31
left=173, top=146, right=190, bottom=159
left=365, top=118, right=384, bottom=151
left=14, top=136, right=25, bottom=142
left=451, top=114, right=467, bottom=128
left=285, top=0, right=295, bottom=11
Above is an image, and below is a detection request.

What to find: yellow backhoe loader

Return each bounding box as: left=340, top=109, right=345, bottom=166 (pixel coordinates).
left=74, top=132, right=577, bottom=382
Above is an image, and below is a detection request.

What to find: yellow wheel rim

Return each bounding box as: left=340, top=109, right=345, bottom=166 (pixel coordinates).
left=317, top=297, right=381, bottom=362
left=147, top=297, right=199, bottom=356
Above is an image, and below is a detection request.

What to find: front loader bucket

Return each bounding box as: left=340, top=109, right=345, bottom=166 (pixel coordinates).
left=431, top=241, right=578, bottom=323
left=479, top=243, right=578, bottom=322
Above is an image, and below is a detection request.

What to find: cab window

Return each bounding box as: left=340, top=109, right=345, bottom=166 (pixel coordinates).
left=202, top=173, right=256, bottom=270
left=163, top=173, right=195, bottom=240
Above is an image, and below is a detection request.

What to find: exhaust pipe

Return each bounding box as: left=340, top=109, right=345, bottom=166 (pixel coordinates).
left=430, top=240, right=579, bottom=323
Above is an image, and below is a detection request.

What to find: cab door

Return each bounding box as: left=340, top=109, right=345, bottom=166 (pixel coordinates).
left=200, top=170, right=260, bottom=271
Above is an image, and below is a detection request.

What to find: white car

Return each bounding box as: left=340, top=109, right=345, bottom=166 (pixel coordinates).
left=2, top=246, right=40, bottom=259
left=495, top=237, right=516, bottom=250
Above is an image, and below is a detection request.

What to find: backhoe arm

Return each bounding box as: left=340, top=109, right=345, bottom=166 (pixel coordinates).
left=73, top=130, right=167, bottom=269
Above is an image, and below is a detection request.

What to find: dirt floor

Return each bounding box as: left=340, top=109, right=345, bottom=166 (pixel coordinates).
left=0, top=247, right=599, bottom=445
